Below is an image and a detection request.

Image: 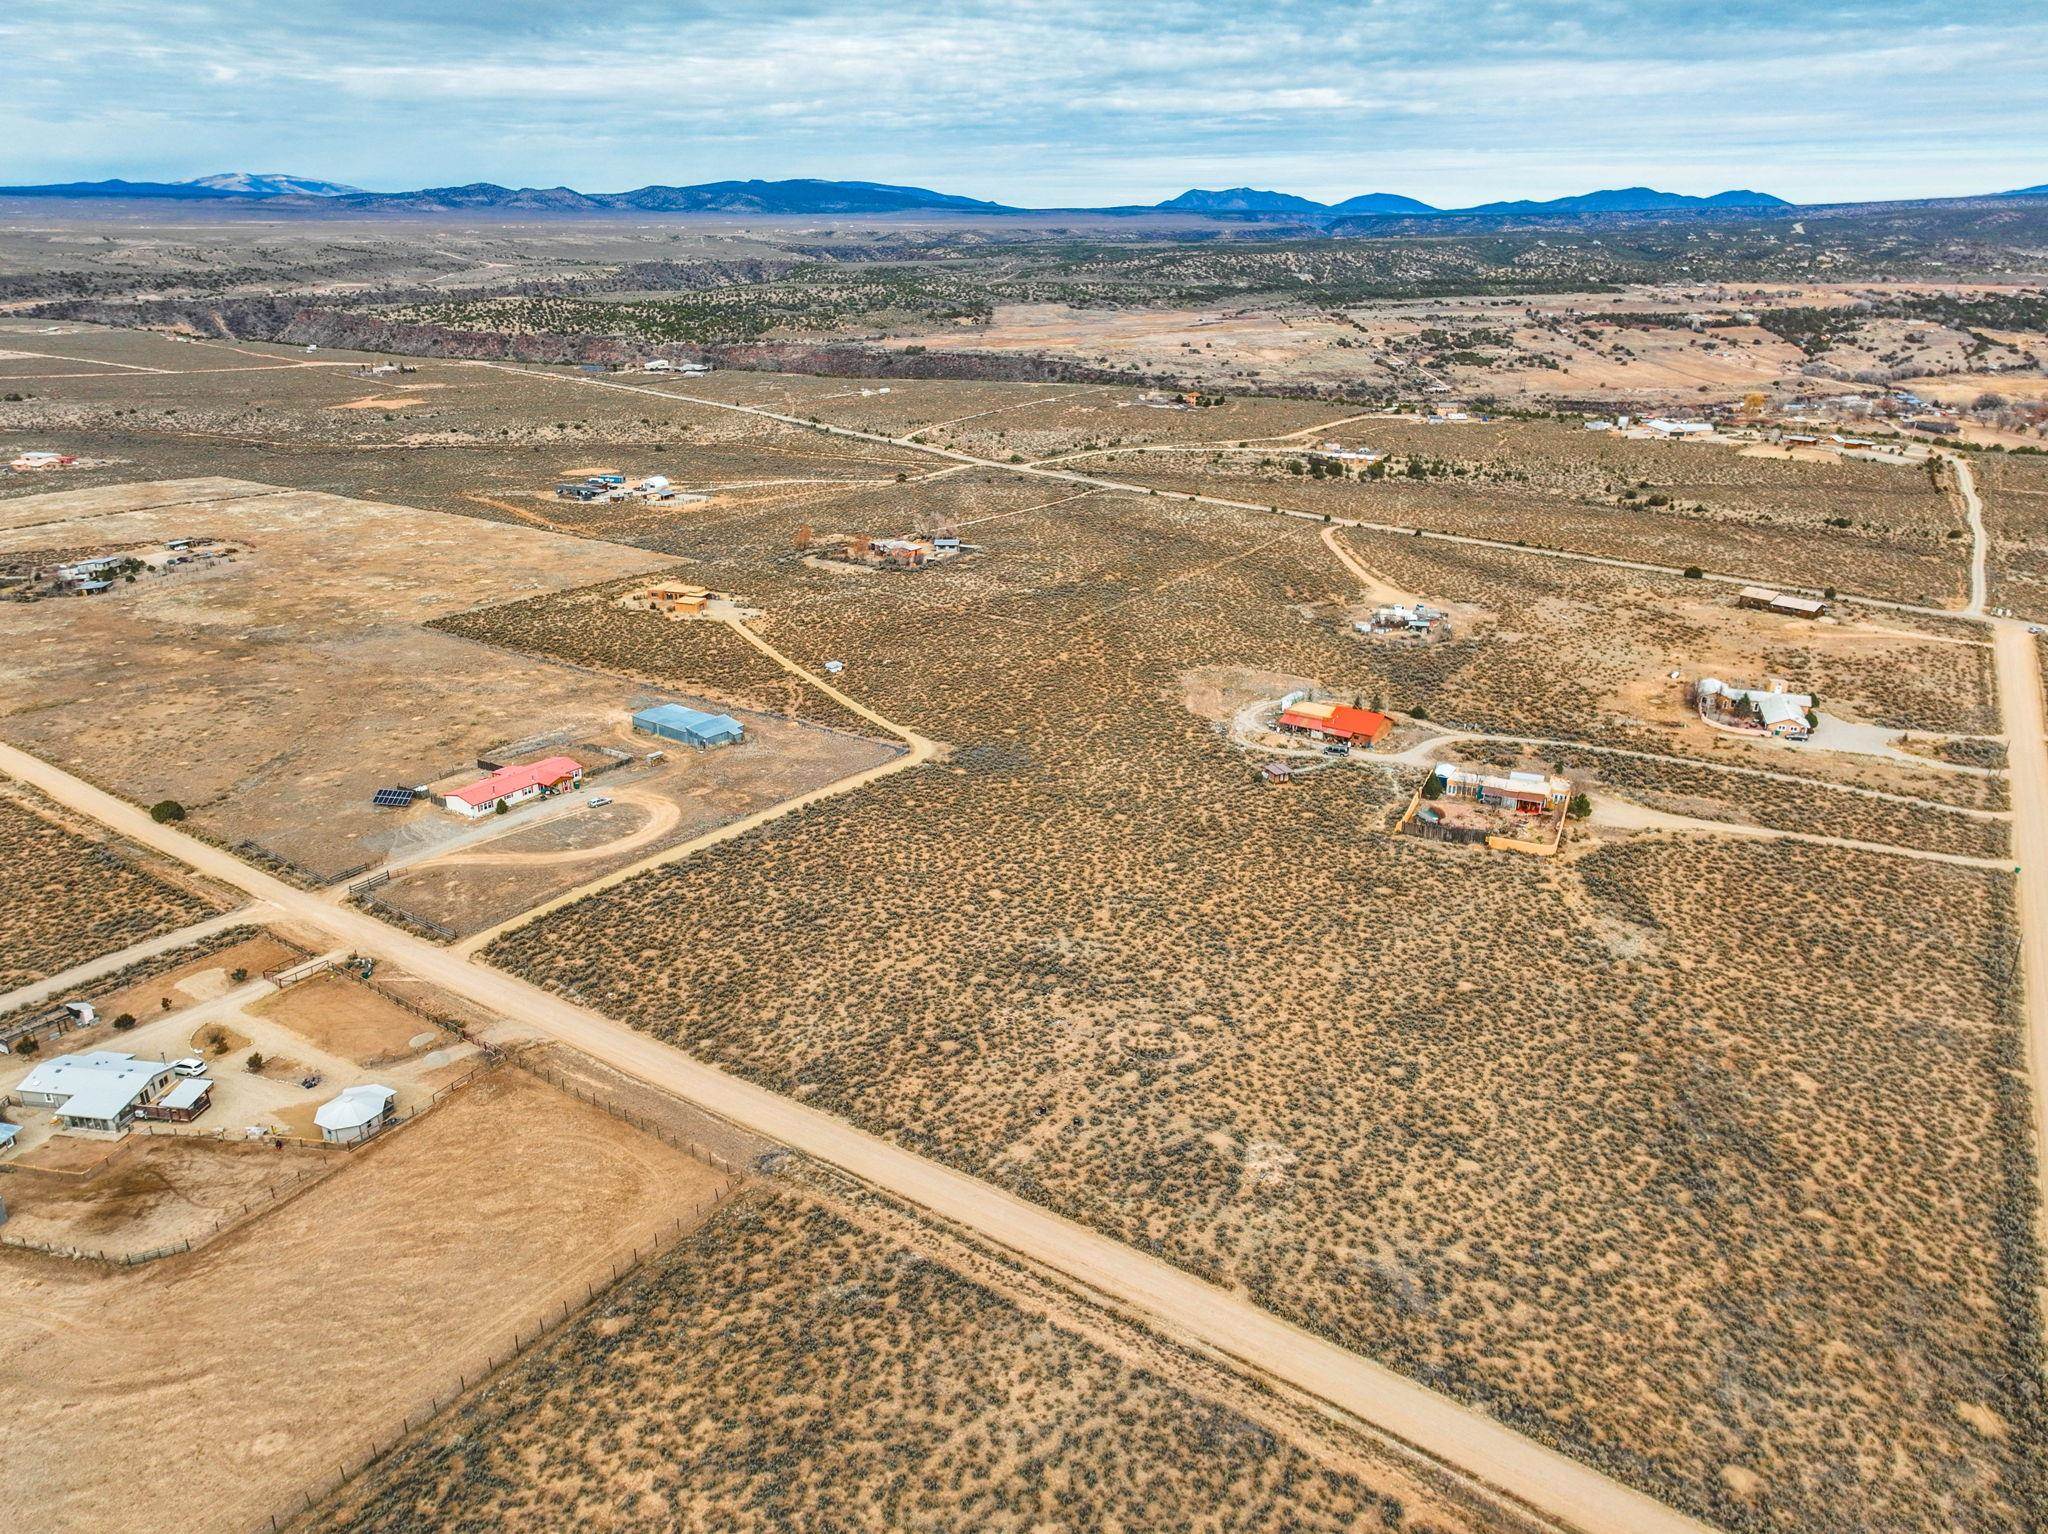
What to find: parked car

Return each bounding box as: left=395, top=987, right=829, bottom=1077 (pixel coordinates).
left=170, top=1057, right=207, bottom=1077
left=300, top=1073, right=322, bottom=1090
left=588, top=795, right=613, bottom=808
left=1322, top=743, right=1350, bottom=756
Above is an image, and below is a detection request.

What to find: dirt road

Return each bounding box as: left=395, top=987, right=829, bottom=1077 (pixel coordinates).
left=1941, top=450, right=1991, bottom=615
left=1584, top=795, right=2009, bottom=869
left=0, top=734, right=1716, bottom=1534
left=0, top=906, right=265, bottom=1018
left=1992, top=622, right=2048, bottom=1280
left=452, top=619, right=937, bottom=953
left=477, top=362, right=1972, bottom=621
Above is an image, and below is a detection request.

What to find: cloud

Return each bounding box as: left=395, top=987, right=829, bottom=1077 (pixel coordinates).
left=0, top=0, right=2042, bottom=203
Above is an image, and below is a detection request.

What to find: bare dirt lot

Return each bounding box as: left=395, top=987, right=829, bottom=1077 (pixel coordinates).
left=253, top=972, right=455, bottom=1067
left=0, top=477, right=672, bottom=880
left=0, top=1068, right=726, bottom=1534
left=90, top=930, right=302, bottom=1021
left=0, top=1134, right=336, bottom=1254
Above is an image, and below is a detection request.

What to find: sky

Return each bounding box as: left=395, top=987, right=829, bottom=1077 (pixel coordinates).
left=1, top=1, right=2043, bottom=206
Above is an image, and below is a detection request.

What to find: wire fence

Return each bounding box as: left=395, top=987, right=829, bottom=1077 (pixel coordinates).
left=518, top=1056, right=739, bottom=1175
left=1, top=1150, right=336, bottom=1266
left=249, top=1174, right=745, bottom=1534
left=5, top=1062, right=500, bottom=1268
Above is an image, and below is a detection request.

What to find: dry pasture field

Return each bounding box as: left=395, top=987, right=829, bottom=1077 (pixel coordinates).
left=369, top=705, right=898, bottom=936
left=474, top=483, right=2045, bottom=1534
left=1089, top=420, right=1968, bottom=605
left=0, top=1068, right=725, bottom=1534
left=0, top=477, right=674, bottom=880
left=1977, top=451, right=2048, bottom=616
left=306, top=1188, right=1505, bottom=1534
left=0, top=1134, right=335, bottom=1254
left=0, top=781, right=221, bottom=989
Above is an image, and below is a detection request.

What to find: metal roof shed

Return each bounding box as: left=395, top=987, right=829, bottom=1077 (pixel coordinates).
left=632, top=703, right=744, bottom=749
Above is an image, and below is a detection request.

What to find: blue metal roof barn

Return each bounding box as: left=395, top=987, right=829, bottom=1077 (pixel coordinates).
left=632, top=703, right=745, bottom=748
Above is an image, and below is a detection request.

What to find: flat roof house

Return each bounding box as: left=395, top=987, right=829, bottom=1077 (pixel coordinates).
left=632, top=703, right=744, bottom=749
left=316, top=1084, right=397, bottom=1145
left=17, top=1050, right=176, bottom=1136
left=1434, top=764, right=1571, bottom=812
left=1736, top=585, right=1828, bottom=619
left=444, top=756, right=583, bottom=818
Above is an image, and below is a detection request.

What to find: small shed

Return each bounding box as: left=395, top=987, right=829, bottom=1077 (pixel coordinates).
left=316, top=1084, right=397, bottom=1145
left=632, top=703, right=744, bottom=749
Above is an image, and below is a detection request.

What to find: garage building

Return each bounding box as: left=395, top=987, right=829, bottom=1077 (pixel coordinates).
left=632, top=703, right=745, bottom=749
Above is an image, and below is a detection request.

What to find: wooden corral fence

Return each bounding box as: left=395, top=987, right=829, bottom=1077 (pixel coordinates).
left=265, top=953, right=338, bottom=989
left=345, top=869, right=390, bottom=898
left=2, top=1062, right=504, bottom=1271
left=325, top=859, right=380, bottom=888
left=1391, top=784, right=1570, bottom=857
left=352, top=894, right=457, bottom=943
left=249, top=1174, right=747, bottom=1534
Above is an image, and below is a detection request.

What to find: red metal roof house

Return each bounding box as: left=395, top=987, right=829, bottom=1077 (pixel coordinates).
left=444, top=755, right=583, bottom=818
left=1276, top=703, right=1392, bottom=747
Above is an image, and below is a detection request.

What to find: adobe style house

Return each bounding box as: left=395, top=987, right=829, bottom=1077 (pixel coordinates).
left=1697, top=678, right=1815, bottom=740
left=1398, top=762, right=1576, bottom=857
left=1433, top=764, right=1571, bottom=813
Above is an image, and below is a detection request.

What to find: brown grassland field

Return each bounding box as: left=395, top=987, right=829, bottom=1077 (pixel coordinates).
left=0, top=1068, right=726, bottom=1534
left=3, top=326, right=2044, bottom=1533
left=1068, top=421, right=1969, bottom=607
left=306, top=1188, right=1509, bottom=1534
left=459, top=477, right=2044, bottom=1533
left=0, top=780, right=222, bottom=987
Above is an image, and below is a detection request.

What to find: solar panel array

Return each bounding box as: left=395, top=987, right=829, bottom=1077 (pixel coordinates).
left=370, top=786, right=416, bottom=808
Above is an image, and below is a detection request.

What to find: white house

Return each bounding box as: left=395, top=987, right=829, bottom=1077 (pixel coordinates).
left=16, top=1050, right=175, bottom=1136
left=1698, top=678, right=1815, bottom=739
left=315, top=1084, right=397, bottom=1145
left=1642, top=418, right=1714, bottom=438
left=443, top=756, right=583, bottom=819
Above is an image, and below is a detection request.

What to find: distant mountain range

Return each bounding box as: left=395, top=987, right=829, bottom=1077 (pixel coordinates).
left=187, top=171, right=362, bottom=197
left=0, top=172, right=2040, bottom=217
left=1151, top=185, right=1785, bottom=216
